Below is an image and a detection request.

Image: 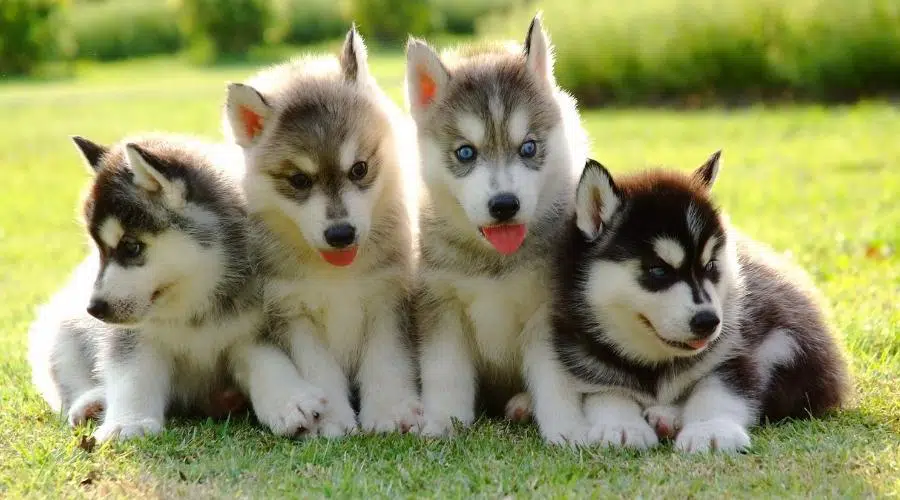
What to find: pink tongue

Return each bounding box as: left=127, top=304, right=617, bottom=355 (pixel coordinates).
left=686, top=339, right=709, bottom=350
left=320, top=247, right=358, bottom=267
left=481, top=224, right=527, bottom=255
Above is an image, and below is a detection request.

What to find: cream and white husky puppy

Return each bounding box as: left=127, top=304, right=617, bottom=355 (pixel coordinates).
left=406, top=16, right=591, bottom=443
left=223, top=27, right=421, bottom=436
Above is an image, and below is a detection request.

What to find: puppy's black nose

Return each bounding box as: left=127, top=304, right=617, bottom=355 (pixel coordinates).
left=488, top=193, right=520, bottom=222
left=323, top=224, right=356, bottom=248
left=87, top=299, right=110, bottom=321
left=689, top=311, right=721, bottom=337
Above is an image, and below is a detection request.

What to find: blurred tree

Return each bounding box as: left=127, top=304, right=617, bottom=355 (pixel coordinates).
left=0, top=0, right=63, bottom=76
left=348, top=0, right=431, bottom=44
left=176, top=0, right=270, bottom=63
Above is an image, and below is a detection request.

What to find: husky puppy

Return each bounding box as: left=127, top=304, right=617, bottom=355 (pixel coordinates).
left=406, top=16, right=591, bottom=443
left=551, top=153, right=851, bottom=452
left=28, top=134, right=325, bottom=441
left=223, top=27, right=421, bottom=436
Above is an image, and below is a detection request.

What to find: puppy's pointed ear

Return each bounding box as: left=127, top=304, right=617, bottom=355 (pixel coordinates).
left=693, top=150, right=721, bottom=190
left=406, top=38, right=449, bottom=122
left=71, top=136, right=108, bottom=173
left=576, top=159, right=621, bottom=241
left=225, top=83, right=271, bottom=147
left=340, top=24, right=370, bottom=83
left=524, top=13, right=555, bottom=86
left=125, top=143, right=186, bottom=209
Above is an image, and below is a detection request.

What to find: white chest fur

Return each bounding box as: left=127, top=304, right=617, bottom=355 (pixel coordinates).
left=438, top=267, right=546, bottom=373
left=148, top=309, right=262, bottom=372
left=266, top=273, right=394, bottom=370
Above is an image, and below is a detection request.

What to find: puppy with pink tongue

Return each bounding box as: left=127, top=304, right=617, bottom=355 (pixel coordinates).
left=407, top=16, right=591, bottom=444
left=223, top=27, right=422, bottom=437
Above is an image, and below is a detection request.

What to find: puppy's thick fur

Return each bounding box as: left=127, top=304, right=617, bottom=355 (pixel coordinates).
left=28, top=134, right=323, bottom=441
left=407, top=16, right=591, bottom=443
left=551, top=154, right=850, bottom=452
left=223, top=28, right=421, bottom=436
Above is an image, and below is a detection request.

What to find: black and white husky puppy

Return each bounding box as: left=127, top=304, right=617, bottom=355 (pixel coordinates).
left=29, top=135, right=324, bottom=441
left=551, top=153, right=850, bottom=452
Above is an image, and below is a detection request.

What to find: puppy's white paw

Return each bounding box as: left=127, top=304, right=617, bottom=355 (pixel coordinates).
left=93, top=418, right=163, bottom=442
left=675, top=419, right=751, bottom=453
left=541, top=422, right=589, bottom=447
left=314, top=408, right=358, bottom=438
left=504, top=392, right=533, bottom=423
left=587, top=419, right=659, bottom=450
left=68, top=390, right=105, bottom=427
left=254, top=387, right=327, bottom=437
left=643, top=404, right=681, bottom=440
left=417, top=417, right=453, bottom=438
left=360, top=397, right=424, bottom=434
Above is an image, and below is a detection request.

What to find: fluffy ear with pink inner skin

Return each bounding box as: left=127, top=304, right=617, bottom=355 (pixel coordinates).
left=523, top=14, right=555, bottom=86
left=693, top=150, right=722, bottom=191
left=405, top=38, right=449, bottom=122
left=224, top=83, right=272, bottom=148
left=71, top=136, right=109, bottom=173
left=575, top=159, right=621, bottom=241
left=124, top=143, right=186, bottom=209
left=340, top=24, right=370, bottom=84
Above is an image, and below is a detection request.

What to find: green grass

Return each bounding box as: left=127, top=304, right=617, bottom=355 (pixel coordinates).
left=1, top=55, right=898, bottom=498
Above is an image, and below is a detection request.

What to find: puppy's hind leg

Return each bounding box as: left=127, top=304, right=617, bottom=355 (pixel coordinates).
left=68, top=386, right=105, bottom=426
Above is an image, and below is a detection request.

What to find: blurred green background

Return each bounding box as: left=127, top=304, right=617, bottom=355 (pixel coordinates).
left=3, top=0, right=899, bottom=106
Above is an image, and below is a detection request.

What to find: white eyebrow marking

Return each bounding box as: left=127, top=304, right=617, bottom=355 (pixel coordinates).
left=98, top=218, right=124, bottom=249
left=686, top=202, right=705, bottom=243
left=456, top=113, right=486, bottom=145
left=653, top=237, right=686, bottom=268
left=701, top=236, right=720, bottom=265
left=338, top=135, right=358, bottom=170
left=507, top=107, right=529, bottom=143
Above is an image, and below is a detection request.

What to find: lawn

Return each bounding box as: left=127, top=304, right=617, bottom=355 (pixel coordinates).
left=0, top=54, right=897, bottom=498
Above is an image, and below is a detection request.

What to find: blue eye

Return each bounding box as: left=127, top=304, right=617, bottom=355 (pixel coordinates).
left=519, top=140, right=537, bottom=158
left=648, top=266, right=669, bottom=279
left=455, top=145, right=477, bottom=163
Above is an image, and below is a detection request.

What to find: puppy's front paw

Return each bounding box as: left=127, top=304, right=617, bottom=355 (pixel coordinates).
left=541, top=422, right=589, bottom=447
left=417, top=417, right=453, bottom=438
left=504, top=392, right=533, bottom=423
left=254, top=386, right=327, bottom=437
left=314, top=408, right=358, bottom=438
left=587, top=419, right=659, bottom=450
left=675, top=419, right=751, bottom=453
left=643, top=405, right=681, bottom=440
left=93, top=418, right=163, bottom=442
left=360, top=397, right=424, bottom=434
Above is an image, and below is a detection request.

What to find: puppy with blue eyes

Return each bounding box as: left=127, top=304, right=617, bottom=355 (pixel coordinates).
left=224, top=27, right=422, bottom=436
left=406, top=15, right=592, bottom=443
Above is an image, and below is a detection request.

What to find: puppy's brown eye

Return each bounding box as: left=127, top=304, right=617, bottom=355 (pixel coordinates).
left=289, top=172, right=313, bottom=190
left=118, top=238, right=144, bottom=259
left=349, top=161, right=368, bottom=181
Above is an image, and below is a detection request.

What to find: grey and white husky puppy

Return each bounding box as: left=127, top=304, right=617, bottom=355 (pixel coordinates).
left=406, top=16, right=591, bottom=443
left=28, top=134, right=324, bottom=441
left=223, top=27, right=421, bottom=436
left=551, top=153, right=850, bottom=452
